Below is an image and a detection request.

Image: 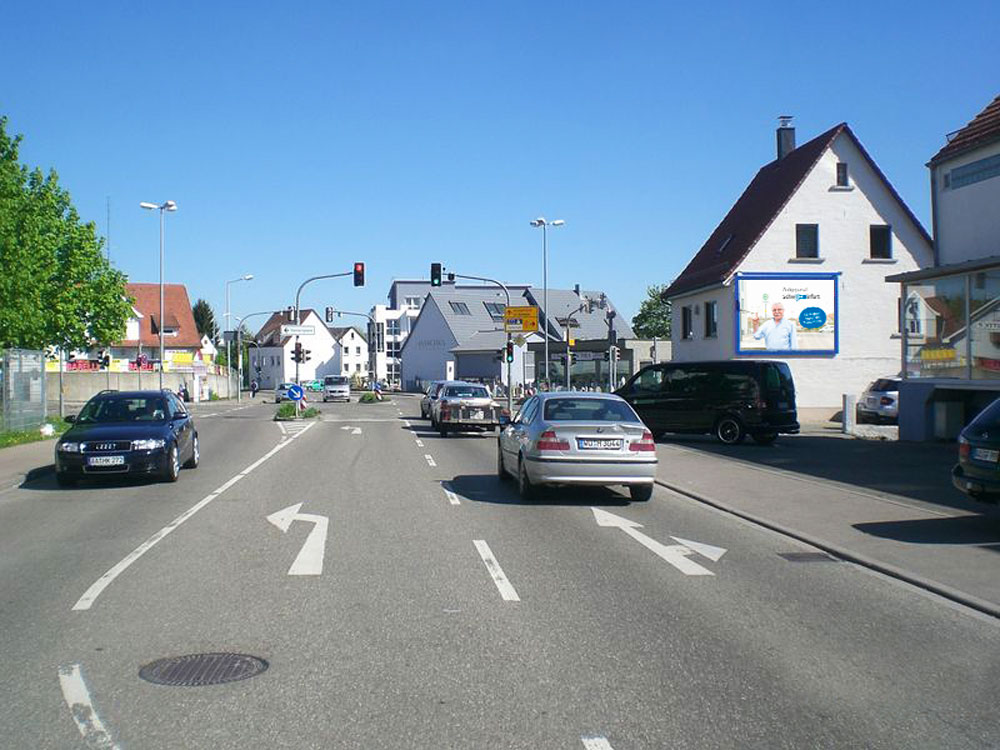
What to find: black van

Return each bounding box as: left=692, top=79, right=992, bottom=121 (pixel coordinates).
left=615, top=360, right=799, bottom=445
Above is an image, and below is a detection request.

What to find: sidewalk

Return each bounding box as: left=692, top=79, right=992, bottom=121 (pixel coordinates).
left=655, top=432, right=1000, bottom=617
left=0, top=439, right=57, bottom=494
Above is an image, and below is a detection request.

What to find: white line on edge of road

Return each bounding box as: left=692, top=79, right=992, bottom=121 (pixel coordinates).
left=72, top=423, right=316, bottom=612
left=473, top=539, right=520, bottom=601
left=581, top=737, right=614, bottom=749
left=402, top=419, right=411, bottom=427
left=59, top=663, right=120, bottom=749
left=425, top=454, right=436, bottom=467
left=415, top=438, right=424, bottom=448
left=441, top=482, right=460, bottom=505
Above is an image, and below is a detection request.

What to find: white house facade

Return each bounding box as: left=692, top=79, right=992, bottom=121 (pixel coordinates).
left=252, top=309, right=338, bottom=387
left=666, top=120, right=933, bottom=408
left=328, top=326, right=370, bottom=381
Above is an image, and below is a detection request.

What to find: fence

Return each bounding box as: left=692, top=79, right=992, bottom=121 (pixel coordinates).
left=1, top=349, right=47, bottom=432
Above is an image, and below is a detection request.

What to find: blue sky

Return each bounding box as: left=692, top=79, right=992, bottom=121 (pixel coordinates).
left=3, top=1, right=998, bottom=331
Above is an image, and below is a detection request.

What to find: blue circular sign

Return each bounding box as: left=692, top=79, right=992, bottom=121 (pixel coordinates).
left=798, top=306, right=827, bottom=330
left=288, top=385, right=304, bottom=401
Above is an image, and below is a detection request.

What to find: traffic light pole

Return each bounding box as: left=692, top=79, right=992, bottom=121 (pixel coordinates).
left=293, top=271, right=353, bottom=385
left=443, top=271, right=513, bottom=418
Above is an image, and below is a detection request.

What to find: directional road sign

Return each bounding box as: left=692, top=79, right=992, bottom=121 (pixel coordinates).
left=280, top=324, right=316, bottom=336
left=287, top=384, right=304, bottom=401
left=504, top=306, right=539, bottom=333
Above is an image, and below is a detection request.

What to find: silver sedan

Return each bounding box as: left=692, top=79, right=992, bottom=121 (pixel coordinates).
left=497, top=392, right=657, bottom=501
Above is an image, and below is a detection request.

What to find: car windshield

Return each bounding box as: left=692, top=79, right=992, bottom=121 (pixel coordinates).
left=444, top=385, right=490, bottom=398
left=325, top=377, right=348, bottom=385
left=543, top=398, right=641, bottom=422
left=76, top=396, right=168, bottom=423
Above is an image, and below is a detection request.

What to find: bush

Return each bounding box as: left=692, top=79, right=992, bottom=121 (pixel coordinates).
left=274, top=403, right=297, bottom=420
left=209, top=391, right=221, bottom=401
left=359, top=392, right=382, bottom=403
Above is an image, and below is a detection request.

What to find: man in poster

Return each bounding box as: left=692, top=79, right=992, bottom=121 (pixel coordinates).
left=752, top=301, right=797, bottom=350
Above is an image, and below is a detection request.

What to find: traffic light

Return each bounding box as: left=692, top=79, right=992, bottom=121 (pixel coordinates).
left=613, top=346, right=621, bottom=362
left=303, top=349, right=312, bottom=363
left=354, top=262, right=365, bottom=287
left=430, top=262, right=442, bottom=287
left=505, top=340, right=515, bottom=363
left=326, top=306, right=335, bottom=323
left=292, top=342, right=303, bottom=363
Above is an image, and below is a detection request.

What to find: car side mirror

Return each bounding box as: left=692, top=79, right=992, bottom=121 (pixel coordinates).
left=65, top=414, right=76, bottom=423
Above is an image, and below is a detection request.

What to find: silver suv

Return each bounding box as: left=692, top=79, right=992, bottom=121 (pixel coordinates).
left=323, top=376, right=350, bottom=402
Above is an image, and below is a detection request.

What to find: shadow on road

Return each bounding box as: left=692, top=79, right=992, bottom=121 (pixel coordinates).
left=854, top=516, right=1000, bottom=548
left=447, top=473, right=630, bottom=507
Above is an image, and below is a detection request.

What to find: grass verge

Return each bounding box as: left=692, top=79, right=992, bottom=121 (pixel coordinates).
left=0, top=418, right=72, bottom=450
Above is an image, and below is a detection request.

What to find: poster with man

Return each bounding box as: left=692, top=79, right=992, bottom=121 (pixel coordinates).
left=736, top=273, right=838, bottom=355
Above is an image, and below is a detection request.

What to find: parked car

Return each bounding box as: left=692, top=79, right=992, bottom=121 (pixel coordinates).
left=433, top=381, right=501, bottom=437
left=305, top=379, right=324, bottom=392
left=616, top=360, right=799, bottom=445
left=497, top=392, right=657, bottom=501
left=323, top=375, right=350, bottom=402
left=275, top=382, right=296, bottom=402
left=856, top=377, right=900, bottom=424
left=420, top=380, right=448, bottom=420
left=953, top=397, right=1000, bottom=503
left=54, top=390, right=199, bottom=486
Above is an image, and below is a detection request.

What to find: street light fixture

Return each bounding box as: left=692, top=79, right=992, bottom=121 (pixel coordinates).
left=225, top=274, right=254, bottom=398
left=140, top=200, right=177, bottom=390
left=530, top=216, right=565, bottom=387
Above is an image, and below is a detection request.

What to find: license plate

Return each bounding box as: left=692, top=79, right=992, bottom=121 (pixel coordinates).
left=972, top=448, right=999, bottom=462
left=578, top=438, right=622, bottom=450
left=88, top=455, right=125, bottom=466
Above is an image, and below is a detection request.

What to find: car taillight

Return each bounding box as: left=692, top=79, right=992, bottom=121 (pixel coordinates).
left=536, top=430, right=569, bottom=451
left=959, top=435, right=970, bottom=459
left=629, top=430, right=656, bottom=451
left=880, top=396, right=894, bottom=406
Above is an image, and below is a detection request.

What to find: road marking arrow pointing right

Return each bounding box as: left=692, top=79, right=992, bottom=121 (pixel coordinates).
left=591, top=508, right=716, bottom=576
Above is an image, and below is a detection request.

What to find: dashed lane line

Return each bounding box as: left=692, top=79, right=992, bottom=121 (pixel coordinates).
left=582, top=737, right=614, bottom=749
left=58, top=663, right=120, bottom=749
left=441, top=481, right=460, bottom=505
left=474, top=539, right=520, bottom=602
left=425, top=454, right=437, bottom=467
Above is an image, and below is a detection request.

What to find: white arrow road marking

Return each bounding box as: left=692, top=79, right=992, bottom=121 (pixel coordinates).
left=73, top=422, right=316, bottom=611
left=591, top=508, right=721, bottom=576
left=582, top=737, right=614, bottom=750
left=58, top=664, right=120, bottom=749
left=670, top=536, right=728, bottom=562
left=425, top=454, right=436, bottom=467
left=267, top=503, right=329, bottom=576
left=441, top=481, right=460, bottom=505
left=339, top=425, right=363, bottom=435
left=473, top=540, right=520, bottom=601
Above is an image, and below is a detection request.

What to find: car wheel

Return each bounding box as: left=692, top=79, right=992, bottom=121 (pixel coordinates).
left=440, top=424, right=448, bottom=438
left=56, top=473, right=76, bottom=488
left=183, top=434, right=200, bottom=468
left=497, top=443, right=509, bottom=481
left=518, top=456, right=536, bottom=501
left=630, top=484, right=653, bottom=502
left=715, top=416, right=745, bottom=445
left=751, top=432, right=778, bottom=446
left=162, top=444, right=180, bottom=482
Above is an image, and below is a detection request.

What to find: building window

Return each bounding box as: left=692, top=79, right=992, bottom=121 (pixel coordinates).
left=448, top=301, right=471, bottom=315
left=704, top=301, right=718, bottom=338
left=483, top=302, right=505, bottom=321
left=356, top=363, right=361, bottom=372
left=405, top=296, right=422, bottom=310
left=796, top=224, right=819, bottom=258
left=356, top=346, right=361, bottom=355
left=681, top=306, right=693, bottom=340
left=949, top=153, right=1000, bottom=190
left=387, top=320, right=400, bottom=336
left=836, top=162, right=849, bottom=187
left=870, top=225, right=892, bottom=259
left=344, top=364, right=350, bottom=373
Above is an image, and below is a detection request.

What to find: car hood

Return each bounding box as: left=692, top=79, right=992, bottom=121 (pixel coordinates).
left=62, top=422, right=174, bottom=442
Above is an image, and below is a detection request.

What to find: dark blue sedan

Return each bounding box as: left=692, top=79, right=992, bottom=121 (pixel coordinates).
left=55, top=390, right=199, bottom=486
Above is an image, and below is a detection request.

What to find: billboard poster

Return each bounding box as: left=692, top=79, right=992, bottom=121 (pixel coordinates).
left=735, top=273, right=839, bottom=355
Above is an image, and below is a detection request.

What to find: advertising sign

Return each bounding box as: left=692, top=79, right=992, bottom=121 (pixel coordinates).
left=735, top=273, right=839, bottom=356
left=504, top=306, right=539, bottom=333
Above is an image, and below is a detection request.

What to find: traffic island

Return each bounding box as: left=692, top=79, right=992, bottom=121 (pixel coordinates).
left=274, top=403, right=320, bottom=421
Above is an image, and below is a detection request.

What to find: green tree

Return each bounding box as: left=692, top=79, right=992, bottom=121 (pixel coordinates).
left=631, top=284, right=672, bottom=339
left=0, top=116, right=132, bottom=350
left=192, top=298, right=218, bottom=341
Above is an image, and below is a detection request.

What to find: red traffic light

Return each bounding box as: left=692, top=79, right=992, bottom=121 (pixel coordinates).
left=353, top=262, right=365, bottom=287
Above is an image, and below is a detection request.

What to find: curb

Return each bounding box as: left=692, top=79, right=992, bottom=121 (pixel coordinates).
left=654, top=478, right=1000, bottom=620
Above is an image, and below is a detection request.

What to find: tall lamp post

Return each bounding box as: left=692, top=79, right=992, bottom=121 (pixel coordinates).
left=139, top=200, right=177, bottom=390
left=530, top=217, right=565, bottom=387
left=225, top=274, right=254, bottom=398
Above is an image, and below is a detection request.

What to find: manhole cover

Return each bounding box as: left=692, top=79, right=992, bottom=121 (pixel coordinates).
left=777, top=552, right=840, bottom=563
left=139, top=653, right=268, bottom=686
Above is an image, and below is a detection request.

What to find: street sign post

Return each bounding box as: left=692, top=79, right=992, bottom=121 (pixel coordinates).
left=281, top=324, right=315, bottom=337
left=504, top=306, right=539, bottom=333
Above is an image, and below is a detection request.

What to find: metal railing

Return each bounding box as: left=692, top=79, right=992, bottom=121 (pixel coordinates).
left=1, top=349, right=47, bottom=431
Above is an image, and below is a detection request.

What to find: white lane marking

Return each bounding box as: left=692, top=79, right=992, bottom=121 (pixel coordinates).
left=441, top=482, right=460, bottom=506
left=425, top=454, right=436, bottom=467
left=277, top=422, right=287, bottom=435
left=58, top=664, right=120, bottom=749
left=266, top=503, right=329, bottom=575
left=72, top=423, right=315, bottom=611
left=415, top=438, right=425, bottom=448
left=200, top=412, right=218, bottom=418
left=592, top=507, right=716, bottom=576
left=473, top=539, right=520, bottom=601
left=582, top=737, right=614, bottom=750
left=402, top=420, right=411, bottom=427
left=339, top=425, right=363, bottom=435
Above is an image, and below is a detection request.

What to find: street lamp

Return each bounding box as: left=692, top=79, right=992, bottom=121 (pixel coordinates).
left=530, top=217, right=565, bottom=387
left=140, top=200, right=177, bottom=390
left=225, top=274, right=254, bottom=398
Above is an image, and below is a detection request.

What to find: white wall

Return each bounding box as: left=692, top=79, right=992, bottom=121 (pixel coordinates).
left=399, top=299, right=457, bottom=390
left=671, top=131, right=933, bottom=407
left=933, top=141, right=1000, bottom=265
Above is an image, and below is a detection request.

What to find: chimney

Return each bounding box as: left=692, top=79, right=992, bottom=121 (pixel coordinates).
left=574, top=283, right=581, bottom=296
left=776, top=115, right=795, bottom=160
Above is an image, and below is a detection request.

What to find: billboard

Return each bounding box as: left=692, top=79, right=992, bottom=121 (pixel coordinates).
left=735, top=273, right=839, bottom=355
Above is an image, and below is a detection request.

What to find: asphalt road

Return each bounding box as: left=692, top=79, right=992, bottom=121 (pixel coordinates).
left=1, top=395, right=999, bottom=748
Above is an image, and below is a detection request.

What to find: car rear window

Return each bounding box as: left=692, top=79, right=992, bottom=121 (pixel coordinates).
left=971, top=397, right=1000, bottom=428
left=870, top=379, right=900, bottom=392
left=543, top=398, right=640, bottom=423
left=444, top=386, right=490, bottom=398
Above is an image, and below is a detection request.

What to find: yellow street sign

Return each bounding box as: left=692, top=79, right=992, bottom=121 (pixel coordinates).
left=504, top=305, right=539, bottom=333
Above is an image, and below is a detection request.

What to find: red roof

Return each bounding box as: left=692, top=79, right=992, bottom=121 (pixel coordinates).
left=665, top=123, right=930, bottom=299
left=118, top=283, right=202, bottom=349
left=929, top=94, right=1000, bottom=165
